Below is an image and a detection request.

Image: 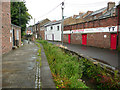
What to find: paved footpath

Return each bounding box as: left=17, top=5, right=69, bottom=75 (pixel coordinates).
left=2, top=40, right=55, bottom=88
left=40, top=43, right=56, bottom=88
left=49, top=41, right=119, bottom=69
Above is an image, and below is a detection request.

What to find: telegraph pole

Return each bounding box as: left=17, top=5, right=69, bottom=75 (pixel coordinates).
left=117, top=4, right=120, bottom=48
left=61, top=2, right=64, bottom=46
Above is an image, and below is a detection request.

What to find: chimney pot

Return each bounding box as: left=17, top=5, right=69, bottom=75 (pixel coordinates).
left=107, top=2, right=115, bottom=10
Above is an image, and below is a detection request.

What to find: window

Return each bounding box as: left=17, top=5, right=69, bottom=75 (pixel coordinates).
left=51, top=26, right=53, bottom=30
left=57, top=26, right=59, bottom=31
left=16, top=30, right=19, bottom=40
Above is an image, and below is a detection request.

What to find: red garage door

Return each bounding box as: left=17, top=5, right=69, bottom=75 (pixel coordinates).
left=82, top=34, right=87, bottom=45
left=111, top=34, right=117, bottom=50
left=68, top=34, right=71, bottom=44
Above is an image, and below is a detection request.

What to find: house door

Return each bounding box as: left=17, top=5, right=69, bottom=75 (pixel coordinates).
left=46, top=35, right=47, bottom=40
left=52, top=34, right=54, bottom=41
left=111, top=34, right=117, bottom=49
left=13, top=29, right=15, bottom=46
left=68, top=34, right=71, bottom=44
left=82, top=34, right=87, bottom=45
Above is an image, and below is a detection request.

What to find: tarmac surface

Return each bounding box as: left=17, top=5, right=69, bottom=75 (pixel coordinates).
left=49, top=41, right=119, bottom=69
left=2, top=40, right=55, bottom=88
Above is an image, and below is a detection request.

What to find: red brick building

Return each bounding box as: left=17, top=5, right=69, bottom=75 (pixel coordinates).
left=63, top=2, right=120, bottom=50
left=32, top=18, right=50, bottom=39
left=2, top=1, right=12, bottom=54
left=1, top=1, right=21, bottom=54
left=11, top=24, right=21, bottom=47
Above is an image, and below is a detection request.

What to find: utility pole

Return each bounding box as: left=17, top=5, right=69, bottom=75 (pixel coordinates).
left=117, top=5, right=120, bottom=48
left=61, top=2, right=64, bottom=46
left=34, top=18, right=35, bottom=25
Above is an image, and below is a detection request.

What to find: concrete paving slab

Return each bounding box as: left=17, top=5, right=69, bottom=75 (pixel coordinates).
left=2, top=41, right=39, bottom=88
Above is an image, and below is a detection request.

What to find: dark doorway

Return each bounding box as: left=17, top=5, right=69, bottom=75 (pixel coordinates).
left=13, top=29, right=15, bottom=46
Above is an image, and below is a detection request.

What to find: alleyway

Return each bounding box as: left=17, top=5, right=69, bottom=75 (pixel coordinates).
left=2, top=40, right=39, bottom=88
left=2, top=40, right=55, bottom=88
left=49, top=41, right=119, bottom=69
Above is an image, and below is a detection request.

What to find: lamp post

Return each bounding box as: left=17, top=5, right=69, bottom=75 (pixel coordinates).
left=61, top=2, right=64, bottom=46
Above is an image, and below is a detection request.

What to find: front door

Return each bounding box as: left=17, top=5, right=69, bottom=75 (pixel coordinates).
left=13, top=29, right=15, bottom=46
left=68, top=34, right=71, bottom=44
left=111, top=34, right=117, bottom=49
left=46, top=35, right=47, bottom=40
left=82, top=34, right=87, bottom=45
left=52, top=34, right=54, bottom=41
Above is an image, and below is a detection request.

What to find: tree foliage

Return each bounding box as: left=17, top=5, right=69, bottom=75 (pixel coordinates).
left=11, top=0, right=32, bottom=35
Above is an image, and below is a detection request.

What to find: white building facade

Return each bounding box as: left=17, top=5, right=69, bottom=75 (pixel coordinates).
left=45, top=20, right=61, bottom=41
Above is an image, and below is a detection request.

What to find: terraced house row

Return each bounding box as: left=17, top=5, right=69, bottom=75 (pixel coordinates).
left=31, top=2, right=120, bottom=50
left=1, top=1, right=21, bottom=54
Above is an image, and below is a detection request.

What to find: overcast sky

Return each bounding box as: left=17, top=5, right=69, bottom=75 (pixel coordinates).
left=25, top=0, right=120, bottom=26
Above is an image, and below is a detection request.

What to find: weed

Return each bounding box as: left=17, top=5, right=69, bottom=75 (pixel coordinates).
left=37, top=40, right=120, bottom=89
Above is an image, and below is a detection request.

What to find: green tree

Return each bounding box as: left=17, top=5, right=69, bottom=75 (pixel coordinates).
left=11, top=0, right=32, bottom=36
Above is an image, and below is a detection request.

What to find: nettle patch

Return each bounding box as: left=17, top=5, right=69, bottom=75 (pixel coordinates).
left=37, top=40, right=120, bottom=89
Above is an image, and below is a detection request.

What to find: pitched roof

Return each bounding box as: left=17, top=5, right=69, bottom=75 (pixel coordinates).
left=84, top=7, right=107, bottom=19
left=99, top=6, right=116, bottom=19
left=35, top=18, right=50, bottom=25
left=44, top=20, right=61, bottom=27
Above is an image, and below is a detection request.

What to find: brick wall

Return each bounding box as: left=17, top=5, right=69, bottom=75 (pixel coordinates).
left=63, top=35, right=68, bottom=43
left=64, top=16, right=117, bottom=31
left=2, top=2, right=12, bottom=54
left=118, top=33, right=120, bottom=48
left=71, top=33, right=82, bottom=44
left=87, top=32, right=111, bottom=48
left=64, top=16, right=118, bottom=49
left=39, top=30, right=45, bottom=40
left=37, top=19, right=50, bottom=39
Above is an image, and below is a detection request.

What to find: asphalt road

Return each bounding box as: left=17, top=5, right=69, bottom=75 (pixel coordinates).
left=49, top=41, right=119, bottom=69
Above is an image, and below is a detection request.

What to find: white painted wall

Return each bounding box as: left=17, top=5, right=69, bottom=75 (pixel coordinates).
left=63, top=26, right=118, bottom=34
left=45, top=23, right=61, bottom=41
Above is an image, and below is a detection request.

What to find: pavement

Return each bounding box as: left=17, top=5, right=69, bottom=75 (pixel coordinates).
left=2, top=40, right=55, bottom=88
left=48, top=41, right=120, bottom=69
left=40, top=43, right=56, bottom=88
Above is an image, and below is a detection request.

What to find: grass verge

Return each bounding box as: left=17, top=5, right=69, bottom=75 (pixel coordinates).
left=36, top=43, right=42, bottom=67
left=37, top=40, right=120, bottom=89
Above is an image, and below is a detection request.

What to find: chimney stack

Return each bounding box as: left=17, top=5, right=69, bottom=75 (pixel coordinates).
left=107, top=2, right=115, bottom=10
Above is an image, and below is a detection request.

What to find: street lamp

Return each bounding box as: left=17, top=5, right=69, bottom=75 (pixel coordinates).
left=61, top=2, right=64, bottom=46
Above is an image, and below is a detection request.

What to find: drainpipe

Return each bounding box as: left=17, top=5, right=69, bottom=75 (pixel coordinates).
left=117, top=5, right=120, bottom=48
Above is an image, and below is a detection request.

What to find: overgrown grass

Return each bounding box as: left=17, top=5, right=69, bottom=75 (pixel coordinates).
left=36, top=43, right=42, bottom=67
left=37, top=40, right=120, bottom=89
